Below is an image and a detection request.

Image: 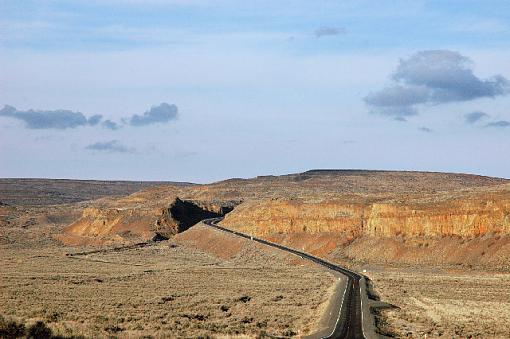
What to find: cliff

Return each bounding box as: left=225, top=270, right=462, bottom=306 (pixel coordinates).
left=222, top=187, right=510, bottom=238
left=219, top=184, right=510, bottom=268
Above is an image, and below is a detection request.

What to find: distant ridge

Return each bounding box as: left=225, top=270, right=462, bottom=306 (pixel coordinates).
left=301, top=169, right=508, bottom=179
left=0, top=178, right=194, bottom=206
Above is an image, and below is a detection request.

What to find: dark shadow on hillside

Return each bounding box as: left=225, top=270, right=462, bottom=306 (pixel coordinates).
left=170, top=198, right=223, bottom=233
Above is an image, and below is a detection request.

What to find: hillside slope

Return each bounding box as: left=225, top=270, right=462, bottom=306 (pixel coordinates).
left=52, top=170, right=510, bottom=267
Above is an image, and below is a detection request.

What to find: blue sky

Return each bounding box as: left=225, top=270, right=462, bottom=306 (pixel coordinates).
left=1, top=1, right=509, bottom=182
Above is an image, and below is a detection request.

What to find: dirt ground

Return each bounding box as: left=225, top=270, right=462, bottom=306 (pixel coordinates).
left=0, top=227, right=336, bottom=338
left=367, top=267, right=510, bottom=338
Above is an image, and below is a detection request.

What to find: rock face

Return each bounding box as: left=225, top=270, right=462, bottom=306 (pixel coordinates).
left=364, top=197, right=510, bottom=237
left=59, top=183, right=236, bottom=245
left=222, top=190, right=510, bottom=238
left=222, top=199, right=364, bottom=236
left=58, top=185, right=174, bottom=245
left=219, top=181, right=510, bottom=268
left=61, top=206, right=166, bottom=244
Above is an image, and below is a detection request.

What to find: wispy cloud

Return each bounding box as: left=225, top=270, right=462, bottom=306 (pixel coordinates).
left=419, top=126, right=433, bottom=133
left=485, top=120, right=510, bottom=128
left=364, top=50, right=510, bottom=119
left=314, top=26, right=346, bottom=38
left=464, top=111, right=489, bottom=124
left=85, top=140, right=134, bottom=153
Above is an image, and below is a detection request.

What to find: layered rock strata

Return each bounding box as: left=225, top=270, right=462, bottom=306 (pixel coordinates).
left=222, top=190, right=510, bottom=238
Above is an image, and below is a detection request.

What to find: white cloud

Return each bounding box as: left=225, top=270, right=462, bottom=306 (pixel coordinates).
left=365, top=50, right=510, bottom=119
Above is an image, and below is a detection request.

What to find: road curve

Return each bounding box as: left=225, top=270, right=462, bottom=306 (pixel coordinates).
left=202, top=217, right=367, bottom=339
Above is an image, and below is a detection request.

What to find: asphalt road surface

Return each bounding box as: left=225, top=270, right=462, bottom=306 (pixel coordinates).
left=202, top=217, right=366, bottom=339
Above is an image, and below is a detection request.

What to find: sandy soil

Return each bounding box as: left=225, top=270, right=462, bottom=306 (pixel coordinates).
left=0, top=228, right=335, bottom=338
left=367, top=267, right=510, bottom=338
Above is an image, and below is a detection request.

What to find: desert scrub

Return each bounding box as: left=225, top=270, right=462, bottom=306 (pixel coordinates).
left=0, top=315, right=84, bottom=339
left=0, top=315, right=25, bottom=338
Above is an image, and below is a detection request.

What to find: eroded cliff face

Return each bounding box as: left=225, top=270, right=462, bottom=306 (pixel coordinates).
left=365, top=198, right=510, bottom=237
left=222, top=199, right=365, bottom=236
left=222, top=190, right=510, bottom=238
left=219, top=190, right=510, bottom=268
left=59, top=193, right=236, bottom=245
left=60, top=205, right=170, bottom=245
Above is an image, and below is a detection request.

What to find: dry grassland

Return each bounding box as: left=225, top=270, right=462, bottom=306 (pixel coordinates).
left=0, top=233, right=335, bottom=338
left=368, top=267, right=510, bottom=338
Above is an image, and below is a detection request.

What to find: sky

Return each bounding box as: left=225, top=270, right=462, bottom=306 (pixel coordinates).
left=1, top=0, right=509, bottom=183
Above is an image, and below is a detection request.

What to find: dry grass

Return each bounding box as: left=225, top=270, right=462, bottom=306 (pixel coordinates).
left=367, top=267, right=510, bottom=338
left=0, top=232, right=335, bottom=338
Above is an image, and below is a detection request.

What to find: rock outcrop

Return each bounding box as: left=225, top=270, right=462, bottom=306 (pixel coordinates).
left=61, top=206, right=163, bottom=245
left=364, top=196, right=510, bottom=237
left=219, top=182, right=510, bottom=268
left=222, top=189, right=510, bottom=238
left=59, top=183, right=237, bottom=245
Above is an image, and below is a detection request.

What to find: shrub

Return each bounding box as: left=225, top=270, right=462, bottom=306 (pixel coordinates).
left=238, top=296, right=251, bottom=303
left=0, top=315, right=26, bottom=338
left=26, top=321, right=53, bottom=339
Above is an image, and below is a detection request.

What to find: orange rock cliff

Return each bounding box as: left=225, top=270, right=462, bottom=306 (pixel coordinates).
left=222, top=190, right=510, bottom=238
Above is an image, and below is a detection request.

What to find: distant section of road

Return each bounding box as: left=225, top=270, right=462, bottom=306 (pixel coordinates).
left=203, top=217, right=377, bottom=339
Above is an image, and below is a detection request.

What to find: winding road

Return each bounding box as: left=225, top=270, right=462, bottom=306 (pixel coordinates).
left=202, top=217, right=368, bottom=339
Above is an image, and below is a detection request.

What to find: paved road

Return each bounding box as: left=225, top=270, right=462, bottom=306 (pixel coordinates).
left=202, top=217, right=366, bottom=339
